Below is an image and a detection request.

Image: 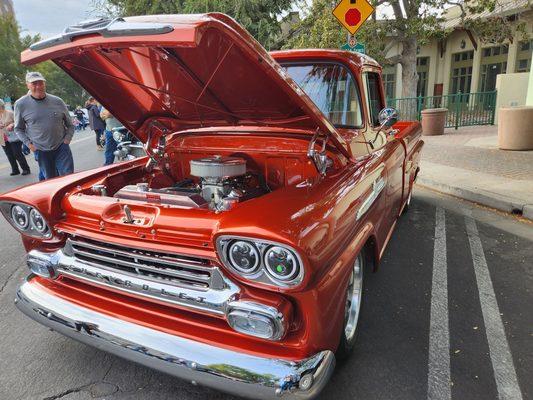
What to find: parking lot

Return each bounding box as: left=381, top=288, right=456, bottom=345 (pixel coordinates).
left=0, top=134, right=531, bottom=400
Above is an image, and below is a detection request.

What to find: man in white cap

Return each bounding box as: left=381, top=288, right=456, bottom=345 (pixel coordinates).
left=14, top=71, right=74, bottom=180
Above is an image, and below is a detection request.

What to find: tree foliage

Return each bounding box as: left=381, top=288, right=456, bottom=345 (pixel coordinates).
left=0, top=15, right=38, bottom=100
left=97, top=0, right=293, bottom=49
left=0, top=15, right=87, bottom=108
left=285, top=0, right=526, bottom=97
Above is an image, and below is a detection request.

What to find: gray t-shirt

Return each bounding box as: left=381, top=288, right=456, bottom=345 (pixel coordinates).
left=14, top=93, right=74, bottom=151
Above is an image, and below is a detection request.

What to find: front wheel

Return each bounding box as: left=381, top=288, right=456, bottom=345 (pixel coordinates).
left=336, top=251, right=365, bottom=361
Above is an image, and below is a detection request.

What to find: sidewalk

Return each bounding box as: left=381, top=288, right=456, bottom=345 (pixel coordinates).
left=416, top=125, right=533, bottom=220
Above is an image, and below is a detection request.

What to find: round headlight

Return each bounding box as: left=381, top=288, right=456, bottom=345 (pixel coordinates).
left=264, top=246, right=299, bottom=281
left=29, top=209, right=48, bottom=234
left=228, top=241, right=260, bottom=274
left=11, top=205, right=29, bottom=230
left=113, top=130, right=125, bottom=143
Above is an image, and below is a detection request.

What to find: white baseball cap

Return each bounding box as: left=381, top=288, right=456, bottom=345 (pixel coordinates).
left=26, top=71, right=46, bottom=83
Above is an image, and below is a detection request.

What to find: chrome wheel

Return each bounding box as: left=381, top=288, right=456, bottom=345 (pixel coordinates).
left=344, top=254, right=363, bottom=342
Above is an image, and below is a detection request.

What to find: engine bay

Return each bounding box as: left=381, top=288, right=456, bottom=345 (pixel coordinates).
left=103, top=155, right=270, bottom=212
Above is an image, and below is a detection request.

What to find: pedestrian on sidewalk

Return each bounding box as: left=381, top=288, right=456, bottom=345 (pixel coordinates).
left=14, top=71, right=74, bottom=180
left=100, top=108, right=121, bottom=166
left=74, top=106, right=86, bottom=130
left=86, top=97, right=105, bottom=150
left=0, top=99, right=31, bottom=176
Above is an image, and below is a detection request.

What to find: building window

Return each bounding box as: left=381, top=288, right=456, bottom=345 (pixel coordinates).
left=479, top=44, right=510, bottom=91
left=515, top=39, right=532, bottom=73
left=416, top=57, right=430, bottom=97
left=450, top=51, right=474, bottom=95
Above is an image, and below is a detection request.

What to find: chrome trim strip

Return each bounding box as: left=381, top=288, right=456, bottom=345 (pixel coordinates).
left=30, top=249, right=240, bottom=316
left=16, top=278, right=335, bottom=400
left=71, top=246, right=211, bottom=285
left=356, top=176, right=386, bottom=221
left=67, top=238, right=209, bottom=269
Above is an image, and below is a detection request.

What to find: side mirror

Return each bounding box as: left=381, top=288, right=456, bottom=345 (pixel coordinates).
left=378, top=107, right=399, bottom=128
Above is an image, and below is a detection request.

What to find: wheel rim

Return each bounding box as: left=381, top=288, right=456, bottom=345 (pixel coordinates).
left=344, top=254, right=364, bottom=342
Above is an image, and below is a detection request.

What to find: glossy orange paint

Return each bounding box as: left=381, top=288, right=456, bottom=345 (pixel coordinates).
left=2, top=14, right=424, bottom=360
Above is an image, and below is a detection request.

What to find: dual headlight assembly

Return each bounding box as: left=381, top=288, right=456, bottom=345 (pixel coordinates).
left=217, top=237, right=303, bottom=340
left=0, top=202, right=51, bottom=239
left=216, top=236, right=304, bottom=288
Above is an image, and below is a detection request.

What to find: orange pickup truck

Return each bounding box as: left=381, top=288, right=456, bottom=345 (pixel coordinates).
left=1, top=13, right=423, bottom=400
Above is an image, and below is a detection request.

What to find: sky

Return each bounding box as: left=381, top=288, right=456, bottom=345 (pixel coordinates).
left=13, top=0, right=99, bottom=38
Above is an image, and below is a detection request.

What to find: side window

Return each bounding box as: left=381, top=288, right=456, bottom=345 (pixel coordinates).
left=363, top=72, right=385, bottom=126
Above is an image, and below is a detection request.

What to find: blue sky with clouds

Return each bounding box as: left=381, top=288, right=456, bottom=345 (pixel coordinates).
left=13, top=0, right=98, bottom=38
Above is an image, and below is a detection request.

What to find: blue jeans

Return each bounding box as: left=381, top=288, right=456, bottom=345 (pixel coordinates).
left=36, top=143, right=74, bottom=180
left=104, top=130, right=117, bottom=165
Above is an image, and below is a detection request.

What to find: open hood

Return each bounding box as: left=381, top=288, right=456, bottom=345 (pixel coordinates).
left=22, top=13, right=350, bottom=158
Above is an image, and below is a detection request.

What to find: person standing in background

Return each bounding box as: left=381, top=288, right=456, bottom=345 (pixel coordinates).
left=14, top=71, right=74, bottom=180
left=74, top=106, right=87, bottom=130
left=100, top=108, right=121, bottom=166
left=0, top=99, right=31, bottom=176
left=86, top=98, right=105, bottom=150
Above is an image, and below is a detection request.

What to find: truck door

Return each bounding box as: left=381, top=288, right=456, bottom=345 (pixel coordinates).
left=362, top=71, right=406, bottom=230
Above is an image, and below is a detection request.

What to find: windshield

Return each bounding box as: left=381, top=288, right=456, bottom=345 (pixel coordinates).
left=282, top=63, right=363, bottom=128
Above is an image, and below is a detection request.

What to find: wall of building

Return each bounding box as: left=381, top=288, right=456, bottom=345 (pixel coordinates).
left=494, top=72, right=530, bottom=123
left=527, top=68, right=533, bottom=106
left=383, top=9, right=533, bottom=99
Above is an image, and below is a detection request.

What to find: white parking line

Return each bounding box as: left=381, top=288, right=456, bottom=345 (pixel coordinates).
left=465, top=217, right=523, bottom=400
left=428, top=207, right=451, bottom=400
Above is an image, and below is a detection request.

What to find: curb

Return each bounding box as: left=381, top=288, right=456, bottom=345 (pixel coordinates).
left=416, top=176, right=533, bottom=221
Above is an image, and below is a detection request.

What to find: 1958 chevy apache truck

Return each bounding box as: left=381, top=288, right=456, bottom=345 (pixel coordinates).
left=0, top=13, right=423, bottom=400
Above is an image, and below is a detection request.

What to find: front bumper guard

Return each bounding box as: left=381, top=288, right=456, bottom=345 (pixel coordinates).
left=15, top=278, right=335, bottom=399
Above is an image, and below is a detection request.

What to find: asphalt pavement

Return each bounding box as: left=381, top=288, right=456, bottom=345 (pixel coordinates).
left=0, top=133, right=531, bottom=400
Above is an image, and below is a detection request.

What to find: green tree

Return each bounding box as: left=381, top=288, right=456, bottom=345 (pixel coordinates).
left=0, top=15, right=39, bottom=100
left=96, top=0, right=293, bottom=49
left=35, top=62, right=88, bottom=108
left=0, top=15, right=87, bottom=108
left=285, top=0, right=527, bottom=98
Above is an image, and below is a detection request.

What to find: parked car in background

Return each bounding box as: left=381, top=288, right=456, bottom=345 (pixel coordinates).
left=1, top=14, right=423, bottom=400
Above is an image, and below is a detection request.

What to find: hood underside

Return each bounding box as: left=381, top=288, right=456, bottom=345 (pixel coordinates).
left=22, top=14, right=349, bottom=158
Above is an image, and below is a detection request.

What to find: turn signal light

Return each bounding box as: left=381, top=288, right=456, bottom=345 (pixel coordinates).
left=226, top=301, right=286, bottom=341
left=27, top=250, right=59, bottom=279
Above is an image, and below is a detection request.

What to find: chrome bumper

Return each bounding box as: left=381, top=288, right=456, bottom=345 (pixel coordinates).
left=15, top=277, right=335, bottom=399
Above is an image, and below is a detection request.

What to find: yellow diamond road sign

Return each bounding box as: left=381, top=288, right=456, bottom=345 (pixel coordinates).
left=333, top=0, right=375, bottom=35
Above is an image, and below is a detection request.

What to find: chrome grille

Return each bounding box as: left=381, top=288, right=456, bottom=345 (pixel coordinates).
left=66, top=237, right=220, bottom=291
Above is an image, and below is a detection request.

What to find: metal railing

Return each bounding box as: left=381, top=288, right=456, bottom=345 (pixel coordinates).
left=386, top=91, right=497, bottom=129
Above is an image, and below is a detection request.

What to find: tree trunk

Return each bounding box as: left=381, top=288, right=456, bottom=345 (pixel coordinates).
left=400, top=37, right=418, bottom=98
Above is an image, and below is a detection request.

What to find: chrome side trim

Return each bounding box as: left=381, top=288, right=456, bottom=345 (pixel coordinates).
left=356, top=176, right=386, bottom=221
left=16, top=278, right=335, bottom=400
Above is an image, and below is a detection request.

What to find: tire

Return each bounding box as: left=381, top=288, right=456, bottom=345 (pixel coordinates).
left=336, top=250, right=366, bottom=361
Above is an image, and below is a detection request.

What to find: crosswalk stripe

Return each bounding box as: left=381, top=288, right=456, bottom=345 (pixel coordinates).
left=428, top=206, right=451, bottom=400
left=465, top=217, right=523, bottom=400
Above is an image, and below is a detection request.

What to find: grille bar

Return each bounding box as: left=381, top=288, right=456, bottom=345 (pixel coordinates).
left=66, top=237, right=220, bottom=290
